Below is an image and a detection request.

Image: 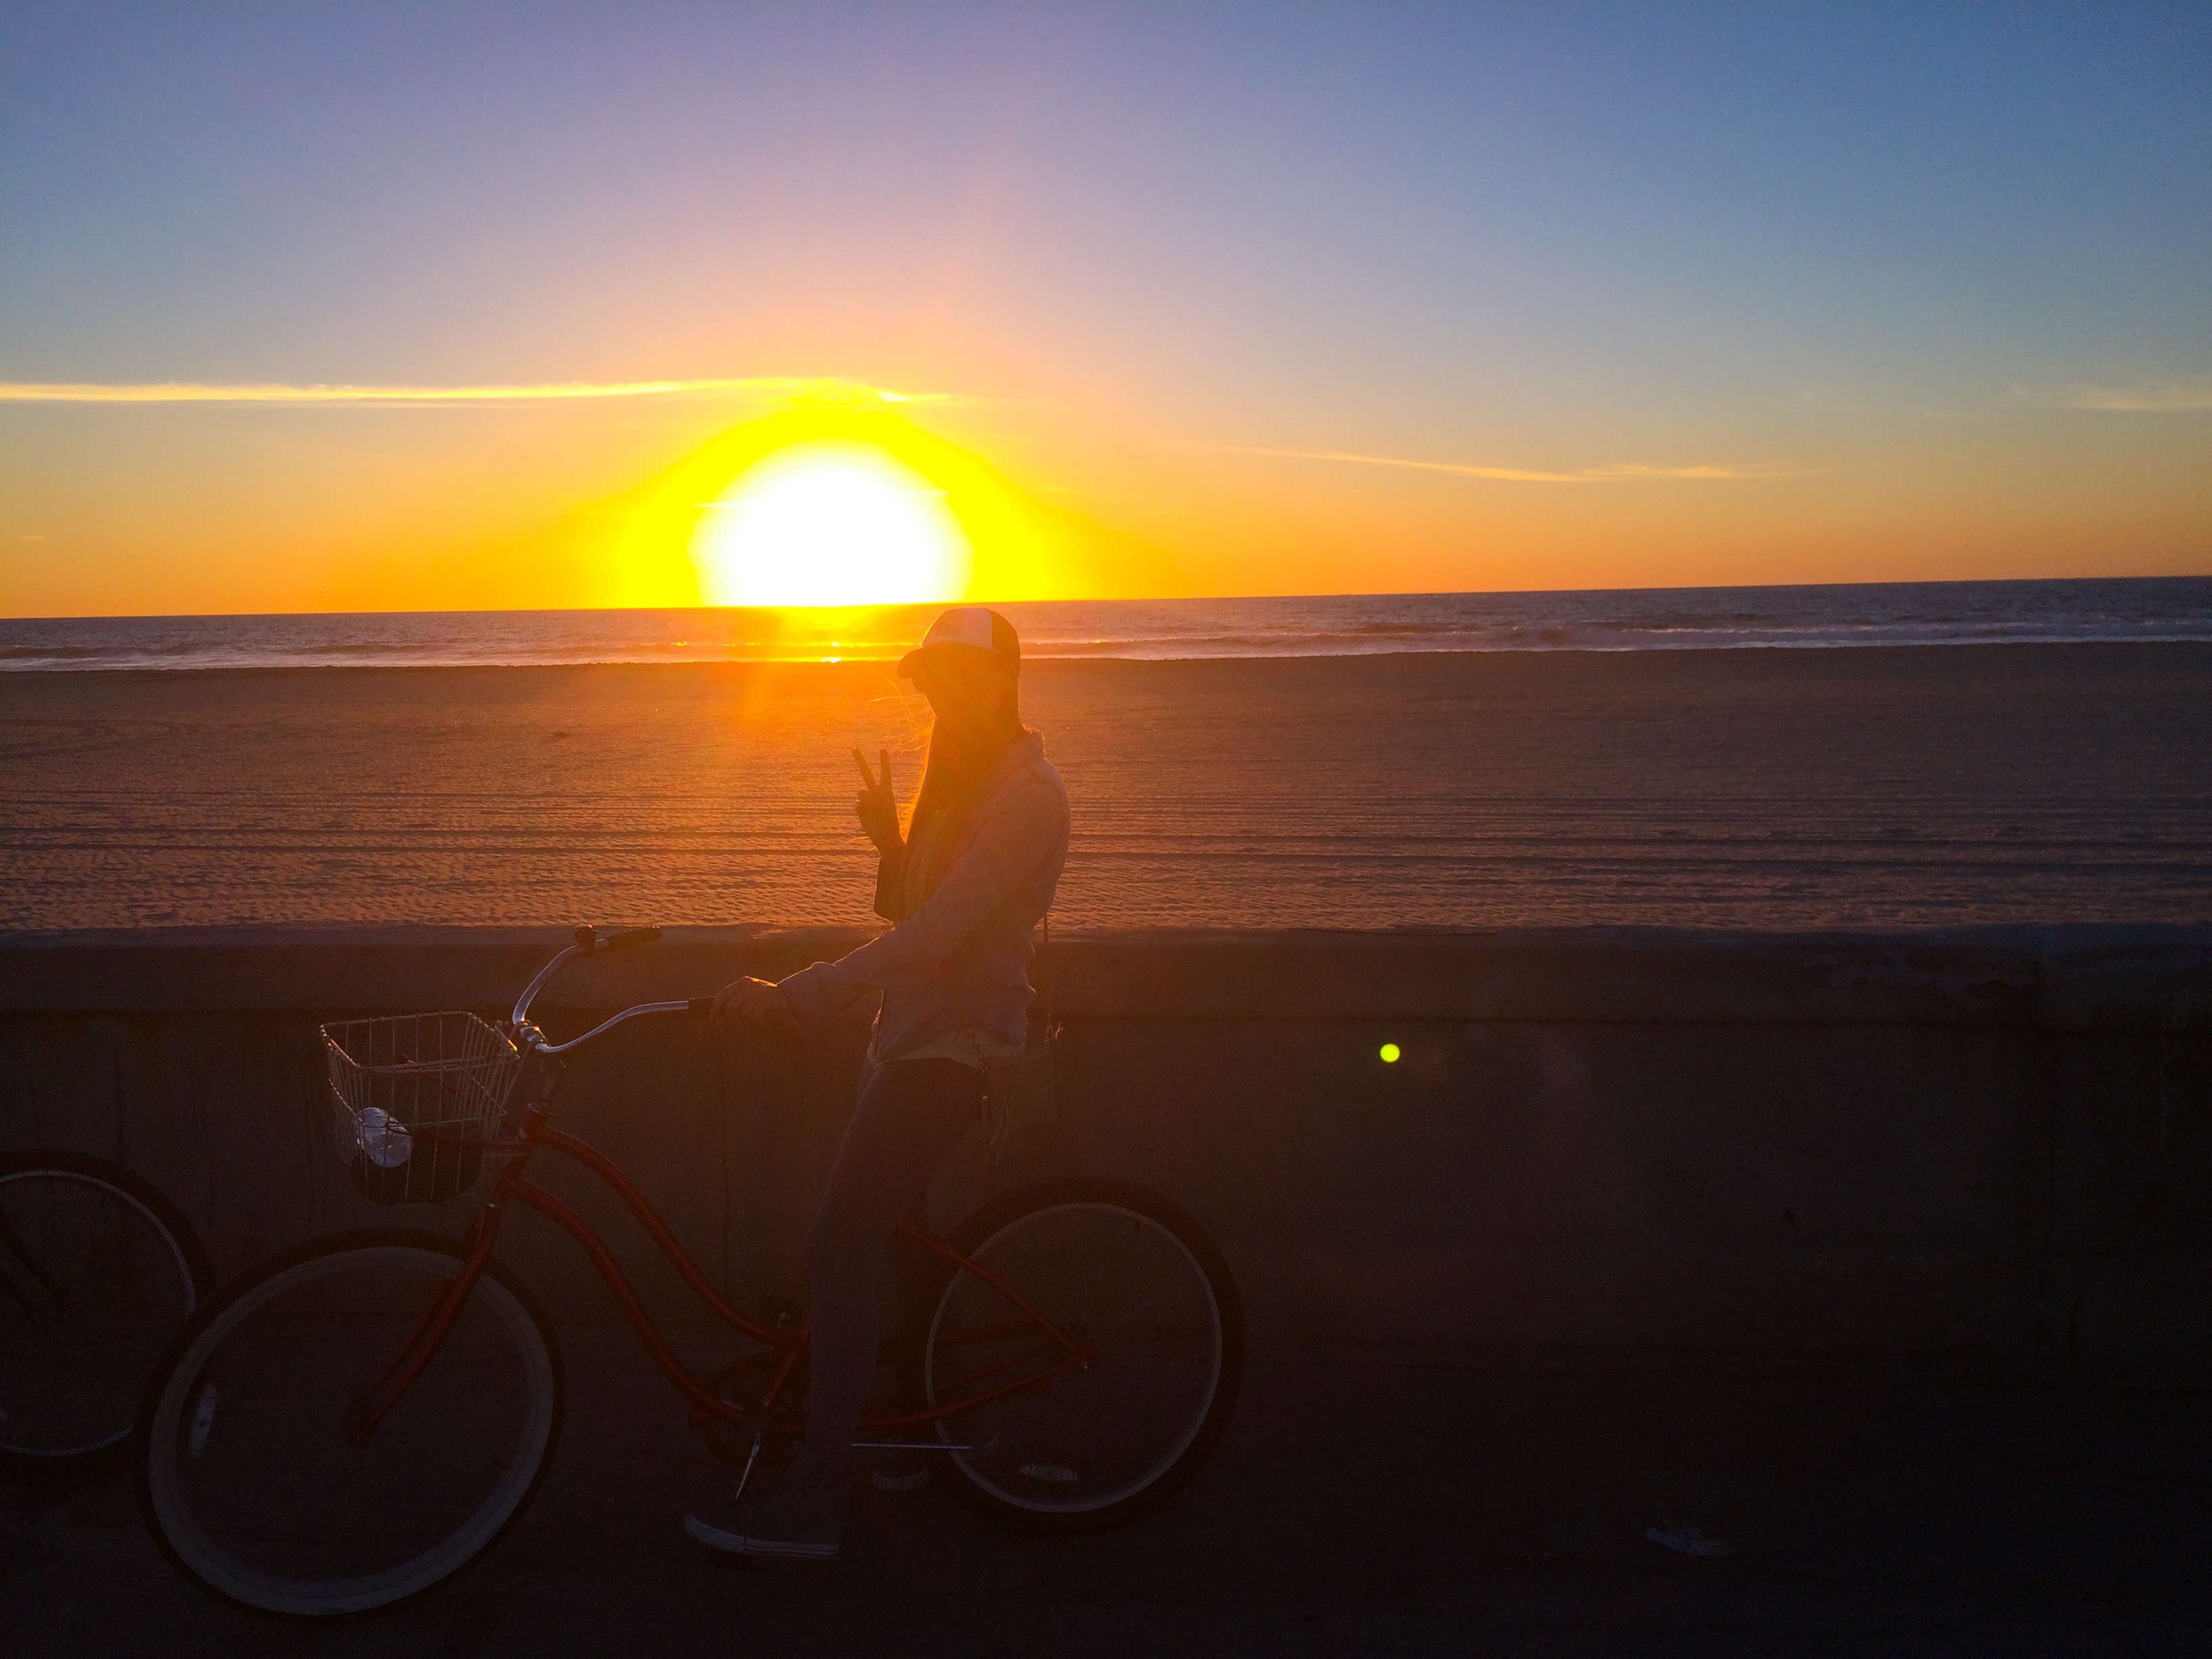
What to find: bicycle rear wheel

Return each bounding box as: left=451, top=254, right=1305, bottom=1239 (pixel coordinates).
left=916, top=1179, right=1242, bottom=1534
left=137, top=1230, right=561, bottom=1617
left=0, top=1149, right=211, bottom=1475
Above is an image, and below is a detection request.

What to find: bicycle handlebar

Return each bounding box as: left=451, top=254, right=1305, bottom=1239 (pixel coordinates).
left=530, top=997, right=706, bottom=1057
left=510, top=945, right=585, bottom=1028
left=508, top=926, right=710, bottom=1044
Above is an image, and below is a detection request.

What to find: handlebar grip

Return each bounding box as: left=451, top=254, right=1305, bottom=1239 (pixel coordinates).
left=605, top=927, right=663, bottom=951
left=687, top=996, right=715, bottom=1017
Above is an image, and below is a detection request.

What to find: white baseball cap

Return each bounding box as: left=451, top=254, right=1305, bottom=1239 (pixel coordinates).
left=897, top=607, right=1021, bottom=677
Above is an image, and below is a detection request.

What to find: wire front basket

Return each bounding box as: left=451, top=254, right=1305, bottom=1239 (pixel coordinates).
left=323, top=1011, right=521, bottom=1204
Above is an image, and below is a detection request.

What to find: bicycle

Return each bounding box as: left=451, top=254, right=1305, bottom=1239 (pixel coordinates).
left=135, top=926, right=1243, bottom=1618
left=1, top=1147, right=213, bottom=1476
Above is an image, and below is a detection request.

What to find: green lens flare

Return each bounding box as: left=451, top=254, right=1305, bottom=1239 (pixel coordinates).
left=1378, top=1042, right=1401, bottom=1063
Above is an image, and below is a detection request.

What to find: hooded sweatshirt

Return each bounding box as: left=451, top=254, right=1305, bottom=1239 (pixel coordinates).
left=777, top=728, right=1068, bottom=1062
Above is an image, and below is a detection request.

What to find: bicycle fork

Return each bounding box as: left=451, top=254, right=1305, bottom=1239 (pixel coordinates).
left=340, top=1063, right=566, bottom=1445
left=341, top=1168, right=516, bottom=1446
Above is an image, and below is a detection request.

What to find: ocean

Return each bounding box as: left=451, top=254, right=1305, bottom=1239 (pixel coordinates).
left=4, top=577, right=2210, bottom=672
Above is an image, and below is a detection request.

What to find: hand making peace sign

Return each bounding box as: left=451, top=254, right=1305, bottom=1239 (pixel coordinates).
left=853, top=747, right=901, bottom=856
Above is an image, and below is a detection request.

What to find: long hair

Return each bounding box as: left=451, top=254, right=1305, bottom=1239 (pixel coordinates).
left=906, top=678, right=1023, bottom=851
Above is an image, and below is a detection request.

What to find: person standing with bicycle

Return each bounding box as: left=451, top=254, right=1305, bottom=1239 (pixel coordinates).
left=691, top=605, right=1069, bottom=1559
left=134, top=626, right=1231, bottom=1613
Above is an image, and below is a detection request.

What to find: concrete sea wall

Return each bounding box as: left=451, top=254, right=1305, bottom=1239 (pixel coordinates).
left=2, top=926, right=2207, bottom=1382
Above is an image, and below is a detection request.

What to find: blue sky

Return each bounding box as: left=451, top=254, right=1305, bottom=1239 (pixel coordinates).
left=3, top=3, right=2208, bottom=613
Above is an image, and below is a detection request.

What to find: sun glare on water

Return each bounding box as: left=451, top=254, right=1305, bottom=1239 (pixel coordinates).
left=690, top=440, right=972, bottom=607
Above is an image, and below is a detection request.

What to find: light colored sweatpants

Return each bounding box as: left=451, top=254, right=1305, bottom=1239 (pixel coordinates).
left=801, top=1057, right=981, bottom=1472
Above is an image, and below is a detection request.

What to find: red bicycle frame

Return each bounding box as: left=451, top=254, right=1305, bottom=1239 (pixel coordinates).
left=344, top=1100, right=1095, bottom=1447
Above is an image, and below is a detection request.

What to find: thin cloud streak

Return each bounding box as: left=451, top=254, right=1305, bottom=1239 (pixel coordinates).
left=2031, top=381, right=2212, bottom=413
left=0, top=376, right=939, bottom=406
left=1222, top=445, right=1774, bottom=483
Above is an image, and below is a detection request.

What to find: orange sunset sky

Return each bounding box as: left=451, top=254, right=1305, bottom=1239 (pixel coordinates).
left=2, top=7, right=2207, bottom=617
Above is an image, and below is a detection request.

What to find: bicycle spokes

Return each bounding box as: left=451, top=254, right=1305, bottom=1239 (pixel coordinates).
left=924, top=1199, right=1229, bottom=1517
left=1, top=1168, right=197, bottom=1461
left=145, top=1244, right=557, bottom=1606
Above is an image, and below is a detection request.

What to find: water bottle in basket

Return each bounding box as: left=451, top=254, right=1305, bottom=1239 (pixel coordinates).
left=322, top=1012, right=521, bottom=1205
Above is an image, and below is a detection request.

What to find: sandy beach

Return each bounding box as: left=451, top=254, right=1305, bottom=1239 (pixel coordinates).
left=2, top=643, right=2208, bottom=930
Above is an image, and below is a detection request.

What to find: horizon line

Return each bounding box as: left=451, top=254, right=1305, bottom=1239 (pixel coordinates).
left=4, top=571, right=2209, bottom=627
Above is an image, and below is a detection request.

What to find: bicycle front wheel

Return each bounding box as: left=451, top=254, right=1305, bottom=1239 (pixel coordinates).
left=137, top=1230, right=561, bottom=1618
left=0, top=1149, right=211, bottom=1475
left=919, top=1179, right=1243, bottom=1534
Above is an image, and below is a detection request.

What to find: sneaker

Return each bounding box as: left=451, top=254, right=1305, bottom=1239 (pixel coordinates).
left=685, top=1451, right=848, bottom=1560
left=865, top=1448, right=933, bottom=1494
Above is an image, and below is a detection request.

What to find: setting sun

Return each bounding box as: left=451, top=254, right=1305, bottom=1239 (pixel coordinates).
left=689, top=441, right=971, bottom=607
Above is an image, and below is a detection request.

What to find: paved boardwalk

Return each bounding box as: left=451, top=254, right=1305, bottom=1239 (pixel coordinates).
left=6, top=1338, right=2211, bottom=1656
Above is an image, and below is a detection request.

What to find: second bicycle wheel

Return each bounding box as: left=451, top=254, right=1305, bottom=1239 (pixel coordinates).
left=918, top=1179, right=1243, bottom=1534
left=0, top=1149, right=211, bottom=1475
left=138, top=1230, right=561, bottom=1617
